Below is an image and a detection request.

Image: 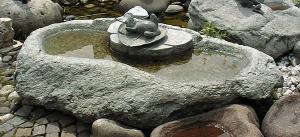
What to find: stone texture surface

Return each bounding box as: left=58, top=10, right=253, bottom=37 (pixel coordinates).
left=92, top=119, right=145, bottom=137
left=16, top=19, right=282, bottom=128
left=151, top=104, right=263, bottom=137
left=262, top=94, right=300, bottom=137
left=118, top=0, right=171, bottom=13
left=188, top=0, right=300, bottom=59
left=0, top=18, right=14, bottom=48
left=0, top=0, right=63, bottom=38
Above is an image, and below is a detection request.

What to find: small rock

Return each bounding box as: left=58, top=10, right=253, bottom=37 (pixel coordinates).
left=15, top=128, right=32, bottom=137
left=0, top=96, right=7, bottom=102
left=61, top=132, right=76, bottom=137
left=18, top=121, right=34, bottom=128
left=283, top=89, right=293, bottom=95
left=8, top=91, right=20, bottom=101
left=0, top=18, right=14, bottom=48
left=33, top=125, right=46, bottom=136
left=12, top=61, right=17, bottom=67
left=165, top=5, right=184, bottom=13
left=0, top=85, right=13, bottom=96
left=3, top=69, right=15, bottom=76
left=2, top=55, right=12, bottom=63
left=0, top=123, right=14, bottom=134
left=2, top=128, right=16, bottom=137
left=15, top=105, right=34, bottom=117
left=92, top=118, right=145, bottom=137
left=0, top=101, right=10, bottom=107
left=262, top=94, right=300, bottom=137
left=46, top=133, right=59, bottom=137
left=46, top=122, right=60, bottom=134
left=7, top=50, right=19, bottom=56
left=7, top=116, right=27, bottom=126
left=10, top=98, right=21, bottom=111
left=35, top=117, right=49, bottom=126
left=0, top=106, right=10, bottom=114
left=64, top=15, right=76, bottom=21
left=0, top=113, right=14, bottom=124
left=84, top=4, right=95, bottom=8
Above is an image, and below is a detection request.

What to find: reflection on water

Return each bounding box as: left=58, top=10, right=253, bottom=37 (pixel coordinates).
left=43, top=30, right=248, bottom=83
left=172, top=122, right=232, bottom=137
left=63, top=0, right=188, bottom=28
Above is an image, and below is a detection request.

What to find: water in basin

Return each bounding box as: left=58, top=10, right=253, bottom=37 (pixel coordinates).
left=43, top=30, right=248, bottom=83
left=171, top=122, right=232, bottom=137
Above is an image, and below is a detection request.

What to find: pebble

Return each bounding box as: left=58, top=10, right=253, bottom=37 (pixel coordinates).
left=0, top=85, right=14, bottom=96
left=2, top=55, right=12, bottom=62
left=0, top=107, right=10, bottom=114
left=46, top=133, right=60, bottom=137
left=165, top=5, right=184, bottom=13
left=84, top=4, right=95, bottom=8
left=33, top=125, right=46, bottom=136
left=8, top=91, right=20, bottom=101
left=0, top=113, right=14, bottom=124
left=0, top=101, right=10, bottom=107
left=46, top=122, right=60, bottom=133
left=283, top=89, right=293, bottom=96
left=15, top=128, right=32, bottom=137
left=0, top=96, right=7, bottom=102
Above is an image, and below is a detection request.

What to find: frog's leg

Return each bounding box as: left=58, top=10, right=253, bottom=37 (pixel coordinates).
left=144, top=31, right=161, bottom=38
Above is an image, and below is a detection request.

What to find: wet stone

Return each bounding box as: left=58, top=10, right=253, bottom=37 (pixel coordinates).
left=32, top=125, right=46, bottom=136
left=1, top=128, right=16, bottom=137
left=0, top=123, right=14, bottom=133
left=15, top=105, right=34, bottom=117
left=45, top=133, right=59, bottom=137
left=18, top=121, right=34, bottom=128
left=7, top=116, right=27, bottom=126
left=35, top=118, right=49, bottom=126
left=15, top=128, right=32, bottom=137
left=46, top=122, right=60, bottom=134
left=0, top=107, right=10, bottom=114
left=2, top=56, right=12, bottom=63
left=61, top=132, right=76, bottom=137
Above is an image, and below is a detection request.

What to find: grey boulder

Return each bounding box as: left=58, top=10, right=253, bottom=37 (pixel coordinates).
left=0, top=0, right=63, bottom=38
left=16, top=19, right=282, bottom=128
left=188, top=0, right=300, bottom=59
left=118, top=0, right=171, bottom=13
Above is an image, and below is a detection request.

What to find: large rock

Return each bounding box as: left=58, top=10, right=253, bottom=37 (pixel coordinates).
left=0, top=0, right=63, bottom=38
left=188, top=0, right=300, bottom=59
left=0, top=18, right=14, bottom=48
left=262, top=94, right=300, bottom=137
left=92, top=119, right=145, bottom=137
left=151, top=104, right=263, bottom=137
left=118, top=0, right=171, bottom=13
left=16, top=19, right=282, bottom=128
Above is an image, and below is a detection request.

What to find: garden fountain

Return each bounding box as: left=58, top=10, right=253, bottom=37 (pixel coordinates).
left=16, top=11, right=282, bottom=128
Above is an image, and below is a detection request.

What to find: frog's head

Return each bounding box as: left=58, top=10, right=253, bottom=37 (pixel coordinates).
left=125, top=13, right=136, bottom=27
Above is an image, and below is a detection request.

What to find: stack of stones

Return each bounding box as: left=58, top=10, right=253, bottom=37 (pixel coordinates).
left=275, top=53, right=300, bottom=98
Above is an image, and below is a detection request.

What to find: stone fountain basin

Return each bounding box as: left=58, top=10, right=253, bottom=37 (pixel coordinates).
left=16, top=19, right=282, bottom=128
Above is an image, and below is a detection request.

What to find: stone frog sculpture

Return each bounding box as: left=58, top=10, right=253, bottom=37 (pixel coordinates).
left=124, top=13, right=161, bottom=38
left=239, top=0, right=263, bottom=14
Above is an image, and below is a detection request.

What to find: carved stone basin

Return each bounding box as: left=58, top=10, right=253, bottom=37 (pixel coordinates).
left=16, top=18, right=282, bottom=128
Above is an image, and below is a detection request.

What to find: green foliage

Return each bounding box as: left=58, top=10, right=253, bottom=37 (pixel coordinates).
left=293, top=0, right=300, bottom=4
left=200, top=22, right=229, bottom=39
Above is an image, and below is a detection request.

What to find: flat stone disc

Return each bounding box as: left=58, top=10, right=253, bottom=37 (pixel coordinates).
left=117, top=23, right=167, bottom=47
